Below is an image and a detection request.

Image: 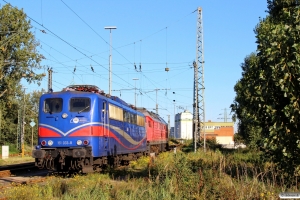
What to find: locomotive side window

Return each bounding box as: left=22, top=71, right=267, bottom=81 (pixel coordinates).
left=70, top=98, right=91, bottom=113
left=130, top=113, right=137, bottom=124
left=44, top=98, right=63, bottom=113
left=123, top=111, right=130, bottom=122
left=102, top=102, right=106, bottom=112
left=109, top=104, right=123, bottom=121
left=137, top=115, right=145, bottom=126
left=148, top=120, right=152, bottom=127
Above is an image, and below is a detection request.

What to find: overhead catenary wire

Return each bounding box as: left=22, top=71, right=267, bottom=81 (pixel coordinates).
left=59, top=0, right=196, bottom=89
left=35, top=34, right=117, bottom=88
left=60, top=0, right=135, bottom=67
left=38, top=40, right=96, bottom=82
left=4, top=0, right=196, bottom=115
left=3, top=0, right=141, bottom=90
left=29, top=29, right=122, bottom=90
left=58, top=1, right=194, bottom=94
left=41, top=39, right=191, bottom=108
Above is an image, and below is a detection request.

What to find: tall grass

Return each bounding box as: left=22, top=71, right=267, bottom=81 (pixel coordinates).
left=1, top=148, right=297, bottom=199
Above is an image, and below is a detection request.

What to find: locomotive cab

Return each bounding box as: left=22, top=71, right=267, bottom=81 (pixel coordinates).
left=32, top=86, right=100, bottom=172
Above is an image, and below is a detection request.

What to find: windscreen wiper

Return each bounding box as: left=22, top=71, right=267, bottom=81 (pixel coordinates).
left=78, top=106, right=90, bottom=114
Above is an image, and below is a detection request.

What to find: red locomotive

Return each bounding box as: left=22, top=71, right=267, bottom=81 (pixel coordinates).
left=137, top=108, right=168, bottom=155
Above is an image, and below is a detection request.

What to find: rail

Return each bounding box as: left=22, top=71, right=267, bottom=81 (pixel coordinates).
left=0, top=162, right=35, bottom=171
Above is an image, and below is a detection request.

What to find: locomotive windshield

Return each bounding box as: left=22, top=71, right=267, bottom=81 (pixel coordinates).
left=70, top=98, right=91, bottom=113
left=44, top=98, right=63, bottom=113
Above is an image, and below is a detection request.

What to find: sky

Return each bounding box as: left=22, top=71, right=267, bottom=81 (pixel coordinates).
left=2, top=0, right=268, bottom=128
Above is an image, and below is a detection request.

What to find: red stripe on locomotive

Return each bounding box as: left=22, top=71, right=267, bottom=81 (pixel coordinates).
left=39, top=127, right=62, bottom=137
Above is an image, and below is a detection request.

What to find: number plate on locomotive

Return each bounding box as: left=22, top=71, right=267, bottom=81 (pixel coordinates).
left=57, top=141, right=73, bottom=145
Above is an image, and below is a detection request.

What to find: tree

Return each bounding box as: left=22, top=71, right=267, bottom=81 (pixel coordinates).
left=0, top=4, right=45, bottom=145
left=231, top=53, right=263, bottom=149
left=0, top=4, right=44, bottom=96
left=233, top=0, right=300, bottom=179
left=256, top=0, right=300, bottom=178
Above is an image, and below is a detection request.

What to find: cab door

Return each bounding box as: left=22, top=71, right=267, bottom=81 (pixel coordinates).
left=101, top=101, right=109, bottom=154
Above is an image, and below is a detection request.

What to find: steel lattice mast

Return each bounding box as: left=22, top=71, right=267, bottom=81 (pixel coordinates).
left=193, top=7, right=206, bottom=152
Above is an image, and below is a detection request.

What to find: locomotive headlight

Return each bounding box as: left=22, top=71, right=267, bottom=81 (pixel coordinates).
left=76, top=140, right=83, bottom=145
left=48, top=140, right=54, bottom=146
left=62, top=113, right=68, bottom=119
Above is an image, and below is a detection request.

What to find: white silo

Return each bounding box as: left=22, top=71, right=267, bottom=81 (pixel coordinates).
left=174, top=110, right=193, bottom=140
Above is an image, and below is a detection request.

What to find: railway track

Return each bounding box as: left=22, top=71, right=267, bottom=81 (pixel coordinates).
left=0, top=162, right=35, bottom=172
left=0, top=162, right=49, bottom=189
left=0, top=162, right=36, bottom=178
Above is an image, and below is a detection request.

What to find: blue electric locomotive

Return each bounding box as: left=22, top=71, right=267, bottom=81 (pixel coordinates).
left=32, top=85, right=147, bottom=173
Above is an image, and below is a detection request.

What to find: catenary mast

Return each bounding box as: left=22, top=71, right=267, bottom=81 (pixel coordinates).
left=193, top=7, right=206, bottom=152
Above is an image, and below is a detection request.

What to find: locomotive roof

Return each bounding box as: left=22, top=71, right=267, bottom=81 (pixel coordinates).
left=63, top=85, right=104, bottom=94
left=109, top=96, right=129, bottom=107
left=63, top=85, right=129, bottom=107
left=41, top=90, right=99, bottom=98
left=43, top=85, right=142, bottom=115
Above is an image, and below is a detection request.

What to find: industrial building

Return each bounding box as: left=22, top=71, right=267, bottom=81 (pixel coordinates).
left=174, top=110, right=193, bottom=139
